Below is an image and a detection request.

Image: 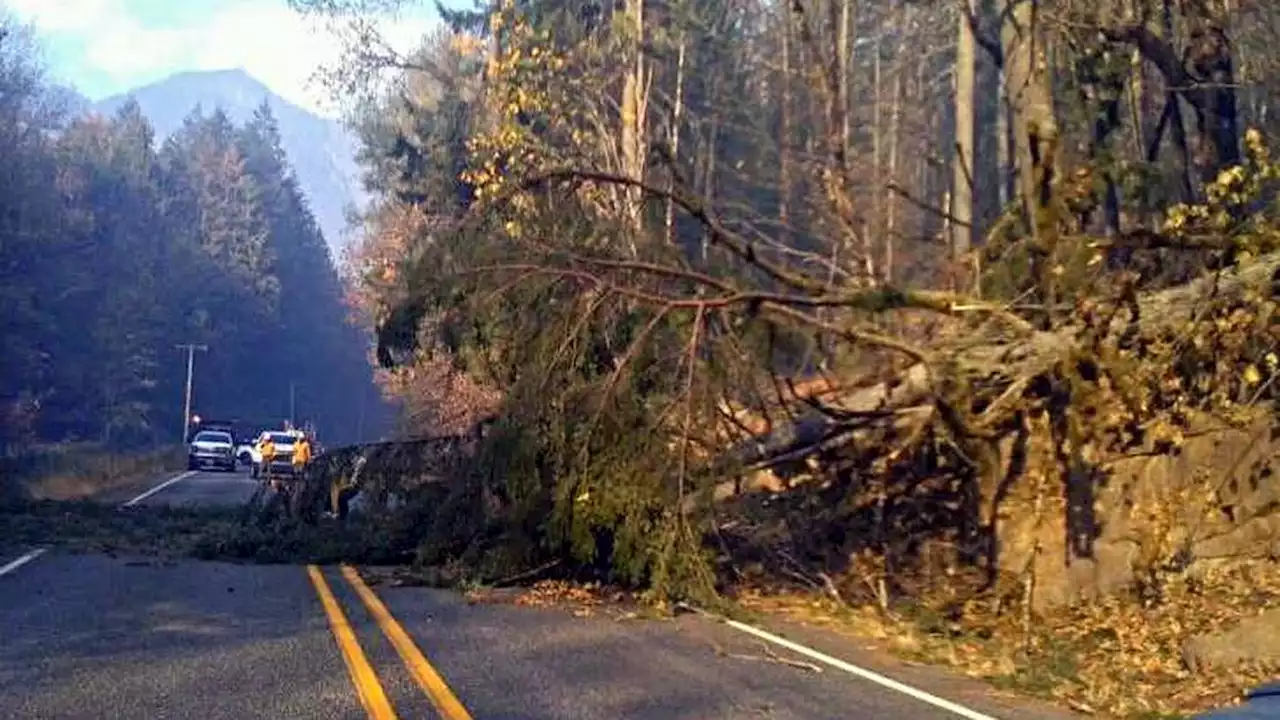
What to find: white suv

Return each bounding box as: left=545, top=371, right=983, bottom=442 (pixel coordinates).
left=235, top=435, right=258, bottom=467
left=188, top=430, right=236, bottom=472
left=251, top=431, right=301, bottom=479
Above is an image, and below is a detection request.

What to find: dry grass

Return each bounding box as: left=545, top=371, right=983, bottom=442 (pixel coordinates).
left=4, top=444, right=184, bottom=501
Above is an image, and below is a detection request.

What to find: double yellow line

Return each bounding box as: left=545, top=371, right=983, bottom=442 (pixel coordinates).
left=307, top=564, right=473, bottom=720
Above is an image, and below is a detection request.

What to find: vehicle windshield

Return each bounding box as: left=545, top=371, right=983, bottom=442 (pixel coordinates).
left=193, top=431, right=232, bottom=444
left=267, top=432, right=295, bottom=444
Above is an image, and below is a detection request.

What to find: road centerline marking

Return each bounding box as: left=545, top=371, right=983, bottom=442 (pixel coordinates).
left=341, top=564, right=474, bottom=720
left=0, top=549, right=47, bottom=578
left=121, top=470, right=198, bottom=507
left=307, top=565, right=399, bottom=720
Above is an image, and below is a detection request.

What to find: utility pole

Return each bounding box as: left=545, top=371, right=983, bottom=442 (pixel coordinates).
left=176, top=343, right=207, bottom=443
left=289, top=381, right=297, bottom=427
left=356, top=392, right=365, bottom=444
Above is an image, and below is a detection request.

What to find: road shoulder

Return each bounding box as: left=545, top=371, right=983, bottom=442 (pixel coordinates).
left=95, top=467, right=199, bottom=506
left=352, top=576, right=1053, bottom=720
left=698, top=610, right=1085, bottom=720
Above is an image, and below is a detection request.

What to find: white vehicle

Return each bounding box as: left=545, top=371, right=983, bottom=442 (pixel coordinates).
left=235, top=436, right=258, bottom=467
left=188, top=430, right=237, bottom=472
left=251, top=430, right=301, bottom=479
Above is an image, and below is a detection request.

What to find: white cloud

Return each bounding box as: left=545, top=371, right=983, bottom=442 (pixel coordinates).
left=191, top=5, right=437, bottom=114
left=190, top=4, right=348, bottom=112
left=3, top=0, right=115, bottom=33
left=4, top=0, right=437, bottom=115
left=84, top=21, right=186, bottom=78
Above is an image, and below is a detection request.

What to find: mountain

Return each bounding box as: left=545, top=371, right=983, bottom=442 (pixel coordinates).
left=91, top=69, right=364, bottom=258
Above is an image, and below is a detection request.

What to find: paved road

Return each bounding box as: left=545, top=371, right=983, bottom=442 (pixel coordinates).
left=121, top=465, right=261, bottom=508
left=0, top=468, right=1078, bottom=719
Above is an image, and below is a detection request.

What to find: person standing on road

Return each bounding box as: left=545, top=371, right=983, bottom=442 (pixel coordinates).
left=292, top=433, right=312, bottom=477
left=259, top=433, right=276, bottom=482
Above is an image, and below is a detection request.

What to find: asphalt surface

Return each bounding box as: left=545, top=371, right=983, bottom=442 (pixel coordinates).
left=0, top=467, right=1080, bottom=719
left=127, top=466, right=261, bottom=508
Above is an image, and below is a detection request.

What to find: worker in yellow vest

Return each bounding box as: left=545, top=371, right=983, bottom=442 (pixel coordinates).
left=258, top=433, right=276, bottom=481
left=292, top=433, right=312, bottom=476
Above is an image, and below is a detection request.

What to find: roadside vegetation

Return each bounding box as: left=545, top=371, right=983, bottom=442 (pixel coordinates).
left=279, top=0, right=1280, bottom=716
left=0, top=17, right=387, bottom=460
left=0, top=12, right=395, bottom=572
left=4, top=0, right=1280, bottom=716
left=0, top=444, right=184, bottom=502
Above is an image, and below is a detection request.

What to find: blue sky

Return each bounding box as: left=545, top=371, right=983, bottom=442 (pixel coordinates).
left=3, top=0, right=440, bottom=114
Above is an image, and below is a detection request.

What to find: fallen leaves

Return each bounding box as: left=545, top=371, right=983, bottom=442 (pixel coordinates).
left=512, top=580, right=606, bottom=613
left=463, top=579, right=638, bottom=620
left=1032, top=562, right=1280, bottom=716
left=733, top=559, right=1280, bottom=718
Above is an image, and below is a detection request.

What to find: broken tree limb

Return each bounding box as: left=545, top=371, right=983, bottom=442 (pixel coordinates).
left=692, top=250, right=1280, bottom=505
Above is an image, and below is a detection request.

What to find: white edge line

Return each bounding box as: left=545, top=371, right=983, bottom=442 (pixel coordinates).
left=722, top=618, right=1000, bottom=720
left=121, top=470, right=198, bottom=508
left=0, top=548, right=47, bottom=577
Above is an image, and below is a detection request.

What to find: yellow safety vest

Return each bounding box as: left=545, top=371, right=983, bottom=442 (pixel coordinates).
left=293, top=440, right=311, bottom=465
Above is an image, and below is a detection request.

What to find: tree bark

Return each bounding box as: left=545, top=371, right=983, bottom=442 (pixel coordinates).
left=885, top=18, right=905, bottom=285
left=665, top=34, right=686, bottom=246
left=779, top=7, right=793, bottom=248
left=953, top=0, right=977, bottom=292
left=1103, top=0, right=1241, bottom=183
left=1000, top=0, right=1061, bottom=326
left=619, top=0, right=647, bottom=253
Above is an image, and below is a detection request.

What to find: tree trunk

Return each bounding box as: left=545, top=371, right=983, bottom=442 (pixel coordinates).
left=702, top=94, right=720, bottom=262
left=953, top=0, right=977, bottom=290
left=873, top=10, right=884, bottom=245
left=1106, top=0, right=1240, bottom=183
left=1182, top=1, right=1241, bottom=179
left=1000, top=0, right=1061, bottom=326
left=885, top=25, right=905, bottom=285
left=838, top=0, right=853, bottom=163
left=666, top=35, right=686, bottom=247
left=997, top=76, right=1012, bottom=209
left=619, top=0, right=646, bottom=253
left=779, top=8, right=793, bottom=249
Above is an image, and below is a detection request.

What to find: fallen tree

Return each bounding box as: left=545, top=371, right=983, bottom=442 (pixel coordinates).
left=710, top=229, right=1280, bottom=610
left=299, top=0, right=1280, bottom=713
left=309, top=106, right=1280, bottom=609
left=342, top=153, right=1280, bottom=619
